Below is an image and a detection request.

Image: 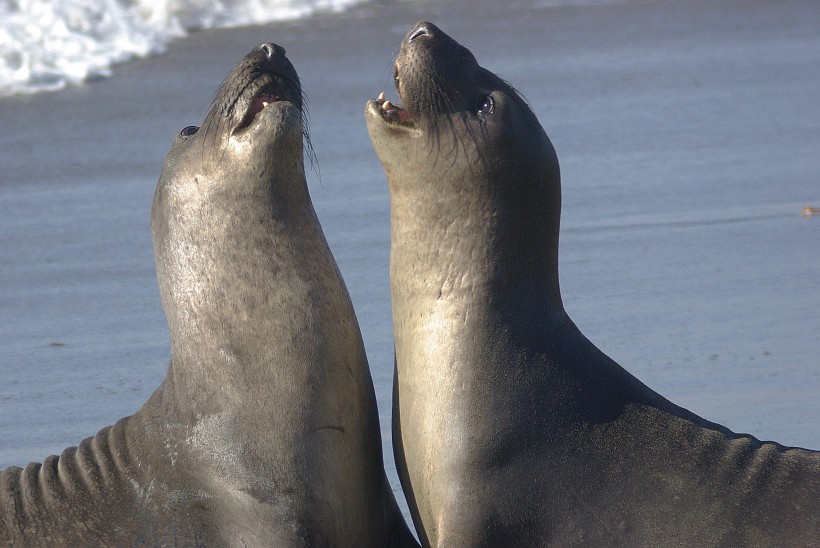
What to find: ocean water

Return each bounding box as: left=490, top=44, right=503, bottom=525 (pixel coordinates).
left=0, top=0, right=364, bottom=96
left=0, top=0, right=670, bottom=97
left=0, top=0, right=818, bottom=528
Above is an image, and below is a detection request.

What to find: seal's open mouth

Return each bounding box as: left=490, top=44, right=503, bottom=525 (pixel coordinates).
left=373, top=91, right=416, bottom=128
left=199, top=43, right=306, bottom=145
left=237, top=89, right=284, bottom=132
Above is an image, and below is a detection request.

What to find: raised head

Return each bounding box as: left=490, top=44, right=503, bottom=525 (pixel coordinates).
left=156, top=43, right=309, bottom=206
left=365, top=21, right=563, bottom=308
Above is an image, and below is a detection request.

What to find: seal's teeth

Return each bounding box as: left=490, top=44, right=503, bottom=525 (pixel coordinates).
left=262, top=101, right=269, bottom=108
left=378, top=91, right=386, bottom=101
left=383, top=100, right=393, bottom=111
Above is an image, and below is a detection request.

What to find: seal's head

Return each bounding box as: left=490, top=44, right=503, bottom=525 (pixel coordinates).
left=151, top=43, right=317, bottom=369
left=157, top=43, right=310, bottom=201
left=366, top=21, right=557, bottom=182
left=365, top=21, right=562, bottom=306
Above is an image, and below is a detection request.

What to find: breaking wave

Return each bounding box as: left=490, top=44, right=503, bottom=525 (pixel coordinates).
left=0, top=0, right=364, bottom=97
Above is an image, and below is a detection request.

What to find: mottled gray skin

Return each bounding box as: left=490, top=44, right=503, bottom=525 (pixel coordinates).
left=365, top=21, right=820, bottom=548
left=1, top=44, right=416, bottom=547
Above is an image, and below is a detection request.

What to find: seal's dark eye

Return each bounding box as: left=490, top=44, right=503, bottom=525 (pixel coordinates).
left=180, top=126, right=199, bottom=137
left=478, top=96, right=494, bottom=115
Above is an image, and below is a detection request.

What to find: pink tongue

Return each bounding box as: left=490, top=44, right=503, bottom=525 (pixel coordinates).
left=248, top=94, right=278, bottom=118
left=396, top=107, right=412, bottom=121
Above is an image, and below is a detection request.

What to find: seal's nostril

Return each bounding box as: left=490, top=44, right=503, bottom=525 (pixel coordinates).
left=259, top=43, right=285, bottom=59
left=408, top=25, right=429, bottom=42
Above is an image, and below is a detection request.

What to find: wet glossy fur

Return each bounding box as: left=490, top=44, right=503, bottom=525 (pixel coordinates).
left=366, top=21, right=819, bottom=547
left=1, top=44, right=416, bottom=547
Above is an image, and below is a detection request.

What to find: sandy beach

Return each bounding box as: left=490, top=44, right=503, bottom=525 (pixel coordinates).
left=1, top=0, right=818, bottom=520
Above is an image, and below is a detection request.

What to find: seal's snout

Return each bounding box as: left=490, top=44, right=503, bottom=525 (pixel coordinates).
left=408, top=22, right=431, bottom=43
left=246, top=42, right=290, bottom=74
left=251, top=42, right=289, bottom=73
left=258, top=43, right=286, bottom=60
left=211, top=42, right=303, bottom=135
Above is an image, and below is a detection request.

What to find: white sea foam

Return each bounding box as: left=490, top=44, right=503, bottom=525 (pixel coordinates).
left=0, top=0, right=364, bottom=97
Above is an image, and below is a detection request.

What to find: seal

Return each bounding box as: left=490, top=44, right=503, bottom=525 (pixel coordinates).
left=365, top=21, right=819, bottom=547
left=1, top=43, right=417, bottom=547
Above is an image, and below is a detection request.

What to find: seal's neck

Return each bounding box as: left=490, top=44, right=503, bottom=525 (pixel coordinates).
left=389, top=160, right=564, bottom=328
left=151, top=161, right=349, bottom=413
left=389, top=163, right=573, bottom=421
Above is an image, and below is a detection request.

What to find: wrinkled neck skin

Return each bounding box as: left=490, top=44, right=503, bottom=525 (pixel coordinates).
left=151, top=109, right=333, bottom=422
left=385, top=120, right=580, bottom=415
left=390, top=132, right=563, bottom=319
left=383, top=125, right=576, bottom=545
left=143, top=106, right=389, bottom=543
